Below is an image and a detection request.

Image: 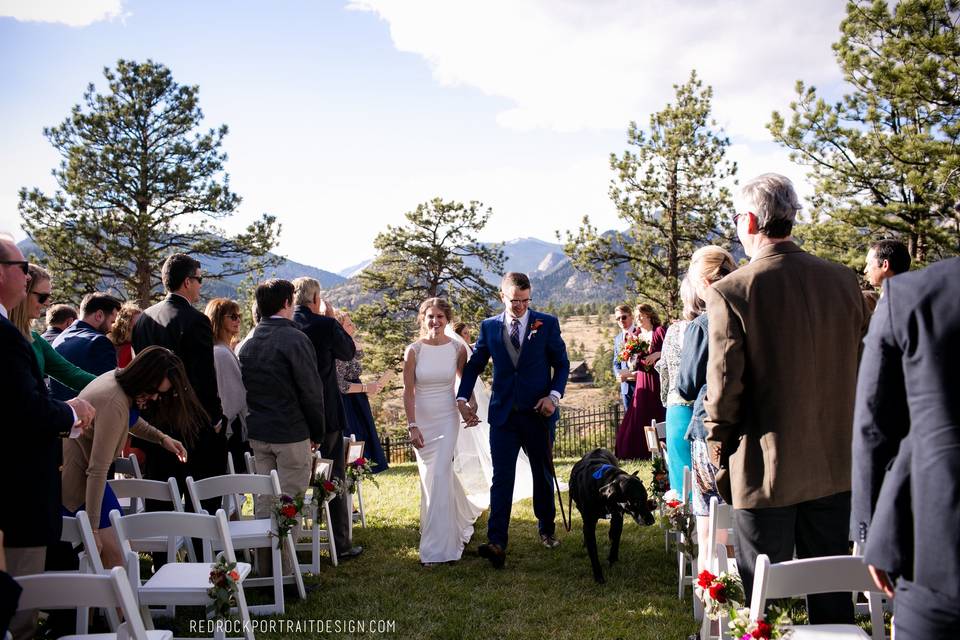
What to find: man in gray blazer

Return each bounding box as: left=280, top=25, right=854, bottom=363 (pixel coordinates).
left=852, top=256, right=960, bottom=638
left=704, top=174, right=870, bottom=624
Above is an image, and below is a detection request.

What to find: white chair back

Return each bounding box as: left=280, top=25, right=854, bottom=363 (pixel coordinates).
left=704, top=496, right=733, bottom=573
left=244, top=451, right=257, bottom=474
left=15, top=567, right=152, bottom=640
left=314, top=456, right=334, bottom=484
left=112, top=454, right=142, bottom=479
left=186, top=470, right=281, bottom=515
left=346, top=439, right=365, bottom=464
left=110, top=508, right=236, bottom=565
left=108, top=477, right=183, bottom=515
left=751, top=554, right=885, bottom=640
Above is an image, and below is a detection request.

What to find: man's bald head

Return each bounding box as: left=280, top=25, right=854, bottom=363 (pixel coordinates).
left=0, top=233, right=29, bottom=310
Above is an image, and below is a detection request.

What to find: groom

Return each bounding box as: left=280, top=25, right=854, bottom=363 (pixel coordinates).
left=457, top=272, right=570, bottom=568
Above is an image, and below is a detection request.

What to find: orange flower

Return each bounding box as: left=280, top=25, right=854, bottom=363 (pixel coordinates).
left=229, top=570, right=240, bottom=582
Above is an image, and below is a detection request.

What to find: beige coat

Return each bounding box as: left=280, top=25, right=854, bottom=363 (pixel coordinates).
left=62, top=372, right=166, bottom=529
left=703, top=241, right=870, bottom=509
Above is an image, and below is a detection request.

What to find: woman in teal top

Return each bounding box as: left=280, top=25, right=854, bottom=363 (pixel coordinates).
left=9, top=264, right=95, bottom=391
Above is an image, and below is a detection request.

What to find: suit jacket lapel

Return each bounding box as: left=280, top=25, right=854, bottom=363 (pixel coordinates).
left=516, top=310, right=539, bottom=366
left=493, top=313, right=517, bottom=370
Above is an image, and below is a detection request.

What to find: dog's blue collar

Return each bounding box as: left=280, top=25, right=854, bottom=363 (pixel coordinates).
left=592, top=464, right=615, bottom=480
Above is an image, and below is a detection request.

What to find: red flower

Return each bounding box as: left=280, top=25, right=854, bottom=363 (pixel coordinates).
left=666, top=500, right=681, bottom=509
left=228, top=570, right=240, bottom=582
left=355, top=457, right=367, bottom=466
left=697, top=570, right=716, bottom=589
left=280, top=504, right=298, bottom=518
left=531, top=320, right=543, bottom=330
left=752, top=620, right=772, bottom=639
left=708, top=583, right=726, bottom=602
left=323, top=480, right=336, bottom=492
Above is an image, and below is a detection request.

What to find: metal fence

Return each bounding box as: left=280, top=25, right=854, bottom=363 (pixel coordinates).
left=379, top=402, right=623, bottom=465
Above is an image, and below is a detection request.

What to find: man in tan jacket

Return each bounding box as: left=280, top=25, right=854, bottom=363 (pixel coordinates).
left=703, top=174, right=870, bottom=624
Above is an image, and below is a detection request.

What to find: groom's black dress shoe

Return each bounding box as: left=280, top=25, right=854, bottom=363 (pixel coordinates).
left=477, top=543, right=505, bottom=569
left=338, top=545, right=364, bottom=560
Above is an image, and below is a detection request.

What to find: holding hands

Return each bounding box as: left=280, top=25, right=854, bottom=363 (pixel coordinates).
left=457, top=399, right=480, bottom=428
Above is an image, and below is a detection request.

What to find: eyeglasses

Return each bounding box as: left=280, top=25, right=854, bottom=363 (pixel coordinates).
left=32, top=291, right=51, bottom=304
left=226, top=313, right=240, bottom=321
left=188, top=275, right=204, bottom=284
left=0, top=260, right=28, bottom=274
left=616, top=315, right=630, bottom=321
left=508, top=298, right=532, bottom=305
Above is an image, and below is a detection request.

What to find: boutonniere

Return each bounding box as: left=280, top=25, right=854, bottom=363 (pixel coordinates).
left=528, top=319, right=544, bottom=339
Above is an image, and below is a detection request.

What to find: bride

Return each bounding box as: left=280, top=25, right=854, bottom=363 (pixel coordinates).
left=403, top=297, right=484, bottom=564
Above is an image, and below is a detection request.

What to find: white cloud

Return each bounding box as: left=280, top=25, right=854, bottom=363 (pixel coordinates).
left=0, top=0, right=125, bottom=27
left=347, top=0, right=846, bottom=141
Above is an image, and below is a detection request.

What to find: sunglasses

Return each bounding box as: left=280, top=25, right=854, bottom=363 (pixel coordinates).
left=32, top=291, right=51, bottom=304
left=188, top=275, right=204, bottom=284
left=225, top=313, right=240, bottom=321
left=0, top=260, right=29, bottom=274
left=616, top=315, right=631, bottom=321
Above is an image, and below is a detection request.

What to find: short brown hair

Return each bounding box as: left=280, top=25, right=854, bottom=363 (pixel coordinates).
left=46, top=304, right=78, bottom=328
left=162, top=253, right=201, bottom=292
left=615, top=304, right=633, bottom=316
left=635, top=303, right=661, bottom=328
left=453, top=321, right=468, bottom=337
left=80, top=292, right=122, bottom=318
left=255, top=279, right=294, bottom=317
left=204, top=298, right=241, bottom=344
left=500, top=272, right=531, bottom=291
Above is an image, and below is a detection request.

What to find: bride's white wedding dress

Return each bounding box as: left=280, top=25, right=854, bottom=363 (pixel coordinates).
left=412, top=340, right=483, bottom=563
left=445, top=326, right=534, bottom=508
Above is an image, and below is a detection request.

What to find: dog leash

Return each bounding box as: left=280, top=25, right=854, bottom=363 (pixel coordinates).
left=541, top=413, right=572, bottom=532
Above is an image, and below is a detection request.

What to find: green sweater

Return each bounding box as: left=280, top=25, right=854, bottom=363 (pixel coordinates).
left=30, top=330, right=97, bottom=392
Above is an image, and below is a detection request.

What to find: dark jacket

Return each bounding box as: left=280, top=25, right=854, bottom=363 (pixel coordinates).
left=0, top=315, right=74, bottom=547
left=132, top=294, right=223, bottom=426
left=852, top=257, right=960, bottom=598
left=293, top=305, right=355, bottom=434
left=677, top=313, right=709, bottom=441
left=40, top=326, right=62, bottom=343
left=239, top=317, right=326, bottom=443
left=50, top=320, right=117, bottom=401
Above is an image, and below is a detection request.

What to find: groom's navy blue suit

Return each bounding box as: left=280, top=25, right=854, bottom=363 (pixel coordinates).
left=457, top=309, right=569, bottom=549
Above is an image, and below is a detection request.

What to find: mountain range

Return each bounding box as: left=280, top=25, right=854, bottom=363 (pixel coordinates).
left=17, top=234, right=634, bottom=305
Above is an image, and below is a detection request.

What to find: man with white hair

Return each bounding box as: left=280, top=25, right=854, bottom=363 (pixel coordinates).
left=703, top=175, right=870, bottom=624
left=0, top=234, right=95, bottom=639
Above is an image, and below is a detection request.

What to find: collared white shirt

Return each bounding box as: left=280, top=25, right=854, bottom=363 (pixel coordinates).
left=504, top=308, right=530, bottom=342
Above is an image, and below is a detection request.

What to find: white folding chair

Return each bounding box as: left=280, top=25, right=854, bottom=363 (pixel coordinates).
left=15, top=567, right=170, bottom=640
left=186, top=471, right=306, bottom=615
left=107, top=477, right=197, bottom=563
left=297, top=454, right=339, bottom=573
left=243, top=452, right=257, bottom=475
left=699, top=496, right=737, bottom=638
left=113, top=454, right=142, bottom=480
left=345, top=438, right=367, bottom=528
left=59, top=511, right=120, bottom=632
left=675, top=465, right=695, bottom=600
left=223, top=453, right=247, bottom=520
left=751, top=554, right=886, bottom=640
left=111, top=509, right=254, bottom=640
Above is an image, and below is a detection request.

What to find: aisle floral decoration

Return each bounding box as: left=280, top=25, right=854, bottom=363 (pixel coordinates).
left=727, top=605, right=794, bottom=639
left=207, top=557, right=241, bottom=620
left=695, top=569, right=745, bottom=619
left=271, top=493, right=304, bottom=547
left=661, top=489, right=696, bottom=558
left=650, top=456, right=670, bottom=502
left=346, top=456, right=379, bottom=493
left=313, top=476, right=344, bottom=503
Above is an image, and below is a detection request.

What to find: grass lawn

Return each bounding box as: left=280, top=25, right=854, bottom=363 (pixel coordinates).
left=204, top=458, right=700, bottom=640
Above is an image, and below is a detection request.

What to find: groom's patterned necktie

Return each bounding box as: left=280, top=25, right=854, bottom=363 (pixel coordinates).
left=510, top=318, right=521, bottom=350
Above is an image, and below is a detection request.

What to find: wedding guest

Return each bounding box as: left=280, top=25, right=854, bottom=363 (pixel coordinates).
left=852, top=256, right=960, bottom=638
left=41, top=304, right=77, bottom=343
left=0, top=234, right=95, bottom=640
left=50, top=292, right=121, bottom=400
left=8, top=264, right=95, bottom=394
left=292, top=277, right=359, bottom=558
left=335, top=309, right=390, bottom=475
left=655, top=277, right=698, bottom=493
left=704, top=173, right=870, bottom=624
left=612, top=304, right=636, bottom=411
left=107, top=303, right=142, bottom=368
left=62, top=346, right=192, bottom=570
left=132, top=253, right=225, bottom=524
left=205, top=298, right=250, bottom=473
left=614, top=303, right=666, bottom=460
left=864, top=238, right=910, bottom=290
left=676, top=247, right=737, bottom=563
left=239, top=279, right=327, bottom=568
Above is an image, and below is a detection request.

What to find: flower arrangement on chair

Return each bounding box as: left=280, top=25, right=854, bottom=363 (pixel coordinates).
left=661, top=490, right=696, bottom=559
left=271, top=493, right=304, bottom=547
left=650, top=456, right=670, bottom=501
left=727, top=605, right=794, bottom=639
left=695, top=569, right=745, bottom=619
left=207, top=557, right=241, bottom=620
left=313, top=476, right=344, bottom=503
left=346, top=456, right=378, bottom=493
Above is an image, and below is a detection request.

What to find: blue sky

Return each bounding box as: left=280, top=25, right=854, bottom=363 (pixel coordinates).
left=0, top=0, right=847, bottom=272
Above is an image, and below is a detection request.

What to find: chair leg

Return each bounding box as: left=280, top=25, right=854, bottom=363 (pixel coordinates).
left=677, top=544, right=686, bottom=600
left=357, top=481, right=366, bottom=528
left=233, top=581, right=254, bottom=640
left=272, top=544, right=285, bottom=614
left=284, top=533, right=306, bottom=600
left=325, top=503, right=339, bottom=567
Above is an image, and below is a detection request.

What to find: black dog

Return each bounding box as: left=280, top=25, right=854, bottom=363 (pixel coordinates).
left=569, top=448, right=656, bottom=583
